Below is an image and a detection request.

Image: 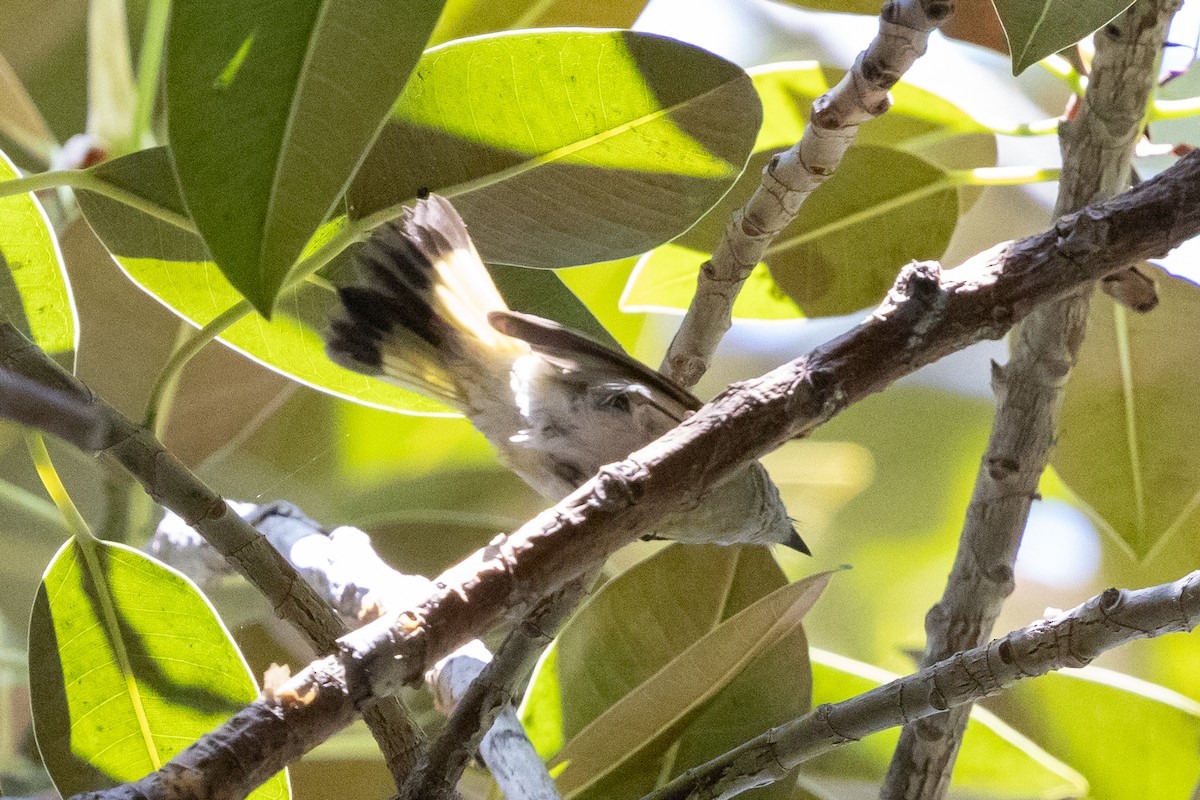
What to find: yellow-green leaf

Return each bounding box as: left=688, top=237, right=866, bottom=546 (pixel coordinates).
left=27, top=539, right=288, bottom=799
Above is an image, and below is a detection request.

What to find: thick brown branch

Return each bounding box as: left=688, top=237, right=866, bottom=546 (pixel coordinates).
left=60, top=149, right=1200, bottom=800
left=644, top=571, right=1200, bottom=800
left=342, top=149, right=1200, bottom=699
left=882, top=3, right=1182, bottom=797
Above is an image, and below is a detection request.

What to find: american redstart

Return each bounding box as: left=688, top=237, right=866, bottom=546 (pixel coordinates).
left=326, top=195, right=807, bottom=553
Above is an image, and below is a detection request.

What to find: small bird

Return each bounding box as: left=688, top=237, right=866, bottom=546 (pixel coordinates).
left=325, top=195, right=807, bottom=553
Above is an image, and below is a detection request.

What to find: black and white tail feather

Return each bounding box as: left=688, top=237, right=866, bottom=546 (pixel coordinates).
left=325, top=195, right=808, bottom=554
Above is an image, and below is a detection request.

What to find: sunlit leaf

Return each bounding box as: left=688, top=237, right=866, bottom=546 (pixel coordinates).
left=27, top=539, right=288, bottom=800
left=429, top=0, right=649, bottom=46
left=75, top=149, right=448, bottom=415
left=0, top=148, right=77, bottom=361
left=993, top=0, right=1134, bottom=75
left=982, top=666, right=1200, bottom=800
left=801, top=650, right=1088, bottom=799
left=622, top=62, right=988, bottom=319
left=349, top=30, right=761, bottom=269
left=165, top=0, right=444, bottom=313
left=1054, top=269, right=1200, bottom=559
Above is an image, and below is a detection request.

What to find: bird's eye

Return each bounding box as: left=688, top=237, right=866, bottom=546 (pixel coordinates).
left=603, top=391, right=632, bottom=412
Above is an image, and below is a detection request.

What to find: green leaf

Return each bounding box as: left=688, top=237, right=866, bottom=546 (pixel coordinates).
left=520, top=545, right=826, bottom=800
left=552, top=570, right=829, bottom=798
left=77, top=148, right=622, bottom=415
left=429, top=0, right=649, bottom=46
left=993, top=0, right=1135, bottom=75
left=0, top=148, right=77, bottom=361
left=982, top=666, right=1200, bottom=800
left=27, top=539, right=288, bottom=799
left=165, top=0, right=445, bottom=314
left=490, top=264, right=621, bottom=351
left=76, top=148, right=447, bottom=415
left=1053, top=269, right=1200, bottom=559
left=622, top=62, right=988, bottom=319
left=801, top=650, right=1088, bottom=799
left=348, top=30, right=761, bottom=269
left=765, top=145, right=957, bottom=316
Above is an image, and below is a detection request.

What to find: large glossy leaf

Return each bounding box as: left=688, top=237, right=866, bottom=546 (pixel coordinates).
left=1054, top=269, right=1200, bottom=559
left=0, top=148, right=77, bottom=360
left=429, top=0, right=649, bottom=46
left=801, top=650, right=1088, bottom=799
left=982, top=666, right=1200, bottom=800
left=27, top=539, right=288, bottom=799
left=520, top=545, right=825, bottom=799
left=75, top=148, right=446, bottom=415
left=348, top=30, right=761, bottom=269
left=77, top=148, right=619, bottom=415
left=165, top=0, right=444, bottom=314
left=622, top=62, right=989, bottom=319
left=553, top=571, right=828, bottom=798
left=993, top=0, right=1135, bottom=74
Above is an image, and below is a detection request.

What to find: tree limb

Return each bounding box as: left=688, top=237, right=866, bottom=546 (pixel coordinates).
left=151, top=500, right=559, bottom=799
left=881, top=2, right=1183, bottom=798
left=643, top=570, right=1200, bottom=800
left=661, top=0, right=953, bottom=387
left=52, top=150, right=1200, bottom=800
left=404, top=585, right=584, bottom=800
left=0, top=331, right=425, bottom=788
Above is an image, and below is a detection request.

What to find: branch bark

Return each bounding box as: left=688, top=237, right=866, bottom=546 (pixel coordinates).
left=45, top=150, right=1200, bottom=800
left=642, top=570, right=1200, bottom=800
left=0, top=332, right=425, bottom=788
left=404, top=586, right=584, bottom=800
left=881, top=4, right=1182, bottom=797
left=150, top=499, right=559, bottom=799
left=661, top=0, right=953, bottom=387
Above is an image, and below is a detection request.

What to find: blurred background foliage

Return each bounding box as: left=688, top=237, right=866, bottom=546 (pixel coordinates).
left=3, top=0, right=1200, bottom=798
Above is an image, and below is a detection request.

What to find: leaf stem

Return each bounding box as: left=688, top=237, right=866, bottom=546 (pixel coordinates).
left=1149, top=96, right=1200, bottom=120
left=953, top=165, right=1062, bottom=186
left=0, top=169, right=197, bottom=232
left=132, top=0, right=171, bottom=146
left=1040, top=54, right=1087, bottom=95
left=25, top=431, right=93, bottom=542
left=981, top=117, right=1062, bottom=136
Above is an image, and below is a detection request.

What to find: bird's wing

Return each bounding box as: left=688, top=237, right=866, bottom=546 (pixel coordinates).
left=488, top=309, right=702, bottom=421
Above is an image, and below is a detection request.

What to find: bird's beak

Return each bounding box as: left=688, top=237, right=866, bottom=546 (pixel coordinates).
left=783, top=530, right=812, bottom=556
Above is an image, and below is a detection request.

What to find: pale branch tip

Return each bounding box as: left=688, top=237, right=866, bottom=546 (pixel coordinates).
left=661, top=0, right=951, bottom=388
